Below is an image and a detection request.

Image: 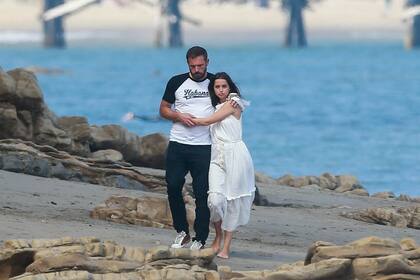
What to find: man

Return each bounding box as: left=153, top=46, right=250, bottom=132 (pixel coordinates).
left=159, top=46, right=214, bottom=250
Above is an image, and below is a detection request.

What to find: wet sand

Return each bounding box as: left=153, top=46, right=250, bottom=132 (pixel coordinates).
left=1, top=169, right=419, bottom=271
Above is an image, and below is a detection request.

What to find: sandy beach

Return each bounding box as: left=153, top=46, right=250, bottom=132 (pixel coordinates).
left=1, top=169, right=419, bottom=271
left=0, top=0, right=407, bottom=44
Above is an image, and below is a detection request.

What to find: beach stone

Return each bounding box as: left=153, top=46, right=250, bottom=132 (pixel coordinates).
left=341, top=206, right=420, bottom=229
left=7, top=68, right=43, bottom=111
left=289, top=176, right=310, bottom=188
left=90, top=195, right=195, bottom=230
left=276, top=174, right=294, bottom=186
left=266, top=258, right=353, bottom=280
left=0, top=249, right=35, bottom=279
left=0, top=69, right=16, bottom=99
left=352, top=254, right=420, bottom=280
left=401, top=238, right=418, bottom=251
left=56, top=116, right=91, bottom=155
left=0, top=103, right=33, bottom=140
left=4, top=235, right=420, bottom=280
left=0, top=139, right=168, bottom=192
left=255, top=172, right=276, bottom=185
left=1, top=237, right=217, bottom=279
left=348, top=188, right=370, bottom=196
left=89, top=125, right=168, bottom=169
left=397, top=195, right=420, bottom=203
left=308, top=176, right=321, bottom=186
left=89, top=124, right=130, bottom=150
left=134, top=133, right=167, bottom=169
left=0, top=103, right=18, bottom=137
left=33, top=107, right=72, bottom=150
left=319, top=173, right=337, bottom=190
left=403, top=248, right=420, bottom=260
left=309, top=236, right=401, bottom=263
left=91, top=149, right=123, bottom=162
left=253, top=186, right=269, bottom=206
left=372, top=192, right=396, bottom=199
left=57, top=116, right=90, bottom=142
left=335, top=175, right=360, bottom=192
left=373, top=275, right=420, bottom=280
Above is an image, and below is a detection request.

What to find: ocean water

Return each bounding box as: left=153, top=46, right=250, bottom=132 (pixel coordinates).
left=1, top=42, right=419, bottom=196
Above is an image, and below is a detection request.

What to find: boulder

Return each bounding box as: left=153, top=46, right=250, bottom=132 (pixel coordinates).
left=90, top=125, right=167, bottom=169
left=90, top=194, right=195, bottom=229
left=341, top=206, right=420, bottom=230
left=372, top=192, right=396, bottom=199
left=7, top=68, right=43, bottom=111
left=91, top=149, right=123, bottom=162
left=0, top=69, right=16, bottom=99
left=255, top=172, right=277, bottom=185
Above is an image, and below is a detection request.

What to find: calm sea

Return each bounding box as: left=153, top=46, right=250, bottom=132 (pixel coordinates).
left=1, top=41, right=419, bottom=196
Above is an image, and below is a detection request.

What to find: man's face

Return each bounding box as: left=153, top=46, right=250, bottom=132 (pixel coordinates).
left=187, top=55, right=208, bottom=80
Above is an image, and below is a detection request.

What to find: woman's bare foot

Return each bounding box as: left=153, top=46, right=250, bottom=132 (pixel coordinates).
left=216, top=251, right=229, bottom=259
left=211, top=238, right=221, bottom=253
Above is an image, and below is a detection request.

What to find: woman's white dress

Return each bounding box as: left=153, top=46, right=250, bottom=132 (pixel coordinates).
left=208, top=97, right=255, bottom=231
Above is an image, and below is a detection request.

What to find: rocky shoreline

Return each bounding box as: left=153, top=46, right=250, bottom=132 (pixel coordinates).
left=1, top=67, right=420, bottom=279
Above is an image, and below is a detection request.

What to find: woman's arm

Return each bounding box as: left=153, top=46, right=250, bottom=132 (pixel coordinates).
left=193, top=102, right=238, bottom=126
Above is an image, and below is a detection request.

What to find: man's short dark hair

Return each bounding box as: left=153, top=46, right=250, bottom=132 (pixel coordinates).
left=186, top=46, right=208, bottom=61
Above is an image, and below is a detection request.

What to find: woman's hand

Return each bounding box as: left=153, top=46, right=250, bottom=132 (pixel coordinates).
left=191, top=118, right=204, bottom=126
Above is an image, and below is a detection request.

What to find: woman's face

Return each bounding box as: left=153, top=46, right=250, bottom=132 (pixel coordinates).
left=214, top=79, right=230, bottom=102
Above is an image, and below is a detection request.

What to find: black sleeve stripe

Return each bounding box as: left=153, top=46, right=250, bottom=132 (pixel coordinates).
left=162, top=73, right=190, bottom=104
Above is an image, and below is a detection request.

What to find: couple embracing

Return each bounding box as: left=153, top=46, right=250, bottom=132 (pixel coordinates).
left=159, top=46, right=255, bottom=259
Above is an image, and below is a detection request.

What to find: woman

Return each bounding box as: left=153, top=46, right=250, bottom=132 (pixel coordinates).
left=192, top=72, right=255, bottom=259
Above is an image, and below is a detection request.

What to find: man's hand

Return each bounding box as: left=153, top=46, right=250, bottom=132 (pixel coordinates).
left=177, top=112, right=196, bottom=127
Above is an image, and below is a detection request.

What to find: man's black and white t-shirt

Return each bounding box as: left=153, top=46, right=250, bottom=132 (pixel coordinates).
left=163, top=72, right=214, bottom=145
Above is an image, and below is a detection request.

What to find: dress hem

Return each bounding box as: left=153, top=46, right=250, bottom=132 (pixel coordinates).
left=208, top=190, right=255, bottom=201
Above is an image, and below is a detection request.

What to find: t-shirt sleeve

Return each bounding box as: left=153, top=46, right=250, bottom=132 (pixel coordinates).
left=162, top=77, right=177, bottom=104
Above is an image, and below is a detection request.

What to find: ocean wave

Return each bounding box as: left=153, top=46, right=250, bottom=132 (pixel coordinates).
left=0, top=31, right=42, bottom=43
left=0, top=30, right=144, bottom=44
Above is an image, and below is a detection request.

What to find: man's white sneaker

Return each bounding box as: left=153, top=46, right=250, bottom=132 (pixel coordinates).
left=171, top=231, right=191, bottom=249
left=189, top=240, right=204, bottom=250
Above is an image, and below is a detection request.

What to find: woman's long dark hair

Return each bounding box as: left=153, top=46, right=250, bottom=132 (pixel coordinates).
left=208, top=72, right=241, bottom=107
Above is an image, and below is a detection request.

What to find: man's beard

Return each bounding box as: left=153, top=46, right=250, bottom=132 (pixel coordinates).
left=191, top=71, right=206, bottom=80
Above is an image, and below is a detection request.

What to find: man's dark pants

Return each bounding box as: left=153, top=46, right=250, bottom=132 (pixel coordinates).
left=165, top=141, right=211, bottom=244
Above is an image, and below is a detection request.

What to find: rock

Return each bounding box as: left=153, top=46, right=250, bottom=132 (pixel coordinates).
left=0, top=69, right=16, bottom=99
left=401, top=238, right=418, bottom=251
left=267, top=258, right=353, bottom=280
left=90, top=125, right=168, bottom=169
left=308, top=236, right=401, bottom=264
left=2, top=235, right=420, bottom=280
left=91, top=149, right=123, bottom=162
left=134, top=133, right=167, bottom=169
left=276, top=174, right=294, bottom=186
left=348, top=188, right=370, bottom=196
left=0, top=103, right=18, bottom=137
left=57, top=116, right=91, bottom=156
left=0, top=139, right=167, bottom=192
left=335, top=175, right=359, bottom=193
left=352, top=254, right=420, bottom=280
left=90, top=195, right=195, bottom=230
left=33, top=106, right=72, bottom=150
left=0, top=250, right=35, bottom=279
left=7, top=68, right=43, bottom=111
left=319, top=174, right=338, bottom=190
left=289, top=176, right=311, bottom=188
left=341, top=206, right=420, bottom=230
left=372, top=192, right=396, bottom=199
left=398, top=194, right=420, bottom=203
left=0, top=237, right=217, bottom=280
left=255, top=172, right=276, bottom=185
